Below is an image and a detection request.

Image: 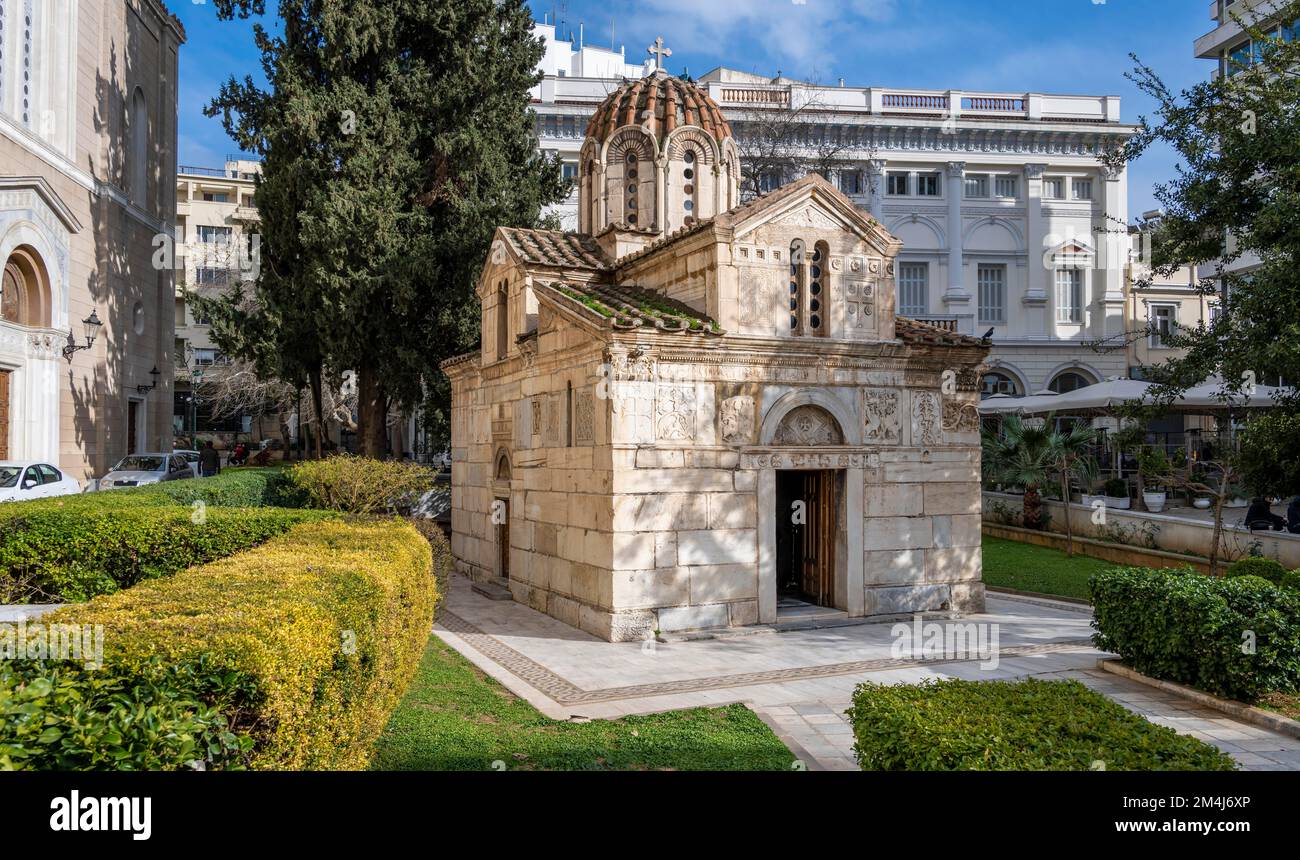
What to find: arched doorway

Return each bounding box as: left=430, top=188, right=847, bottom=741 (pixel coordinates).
left=493, top=450, right=512, bottom=580
left=755, top=394, right=863, bottom=621
left=0, top=246, right=56, bottom=460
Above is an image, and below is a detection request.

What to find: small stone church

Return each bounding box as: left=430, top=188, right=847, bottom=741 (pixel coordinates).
left=443, top=59, right=990, bottom=642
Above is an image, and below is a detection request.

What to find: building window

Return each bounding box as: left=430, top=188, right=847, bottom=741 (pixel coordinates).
left=682, top=148, right=698, bottom=225
left=758, top=171, right=782, bottom=193
left=897, top=262, right=929, bottom=316
left=1042, top=177, right=1065, bottom=199
left=197, top=225, right=233, bottom=245
left=561, top=162, right=578, bottom=180
left=1149, top=303, right=1177, bottom=348
left=202, top=192, right=229, bottom=203
left=21, top=0, right=32, bottom=125
left=963, top=174, right=988, bottom=198
left=981, top=371, right=1019, bottom=398
left=839, top=171, right=862, bottom=195
left=193, top=267, right=228, bottom=287
left=886, top=172, right=909, bottom=196
left=1049, top=371, right=1093, bottom=394
left=192, top=348, right=223, bottom=366
left=977, top=264, right=1006, bottom=325
left=1072, top=179, right=1093, bottom=201
left=916, top=173, right=941, bottom=196
left=994, top=175, right=1018, bottom=198
left=129, top=87, right=149, bottom=204
left=1055, top=269, right=1083, bottom=323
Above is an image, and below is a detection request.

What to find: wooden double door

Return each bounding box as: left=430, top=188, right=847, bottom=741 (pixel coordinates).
left=776, top=469, right=840, bottom=608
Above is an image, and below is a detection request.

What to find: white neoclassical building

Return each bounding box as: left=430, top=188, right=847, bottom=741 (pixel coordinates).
left=0, top=0, right=183, bottom=476
left=530, top=25, right=1138, bottom=400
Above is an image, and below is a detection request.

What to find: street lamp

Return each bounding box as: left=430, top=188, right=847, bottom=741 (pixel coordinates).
left=62, top=310, right=103, bottom=360
left=136, top=366, right=161, bottom=395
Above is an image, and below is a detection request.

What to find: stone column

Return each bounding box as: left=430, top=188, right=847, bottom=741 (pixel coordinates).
left=1021, top=163, right=1050, bottom=339
left=845, top=466, right=864, bottom=617
left=1099, top=165, right=1127, bottom=339
left=866, top=158, right=886, bottom=223
left=757, top=467, right=776, bottom=623
left=943, top=161, right=969, bottom=307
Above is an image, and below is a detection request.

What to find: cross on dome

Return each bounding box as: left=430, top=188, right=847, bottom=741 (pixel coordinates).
left=647, top=36, right=672, bottom=72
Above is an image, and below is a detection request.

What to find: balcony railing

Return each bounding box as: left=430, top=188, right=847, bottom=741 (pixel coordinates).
left=913, top=316, right=961, bottom=332
left=882, top=93, right=947, bottom=110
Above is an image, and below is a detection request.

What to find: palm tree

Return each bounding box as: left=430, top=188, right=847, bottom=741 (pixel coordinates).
left=983, top=414, right=1097, bottom=553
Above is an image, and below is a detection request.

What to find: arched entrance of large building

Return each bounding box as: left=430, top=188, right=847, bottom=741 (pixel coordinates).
left=0, top=243, right=58, bottom=461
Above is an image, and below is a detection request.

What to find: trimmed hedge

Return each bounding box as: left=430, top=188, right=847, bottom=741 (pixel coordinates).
left=286, top=457, right=436, bottom=514
left=1227, top=556, right=1289, bottom=585
left=150, top=467, right=300, bottom=508
left=0, top=501, right=330, bottom=603
left=1091, top=566, right=1300, bottom=701
left=847, top=678, right=1235, bottom=771
left=24, top=518, right=440, bottom=770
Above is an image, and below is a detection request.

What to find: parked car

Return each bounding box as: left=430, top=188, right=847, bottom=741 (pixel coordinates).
left=0, top=461, right=82, bottom=502
left=98, top=453, right=195, bottom=490
left=173, top=449, right=201, bottom=478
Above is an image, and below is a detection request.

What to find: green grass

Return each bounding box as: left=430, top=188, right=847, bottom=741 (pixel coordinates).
left=980, top=535, right=1118, bottom=600
left=371, top=636, right=796, bottom=771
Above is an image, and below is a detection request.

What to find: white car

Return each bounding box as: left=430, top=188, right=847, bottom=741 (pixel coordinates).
left=173, top=449, right=201, bottom=478
left=0, top=461, right=82, bottom=502
left=98, top=453, right=195, bottom=490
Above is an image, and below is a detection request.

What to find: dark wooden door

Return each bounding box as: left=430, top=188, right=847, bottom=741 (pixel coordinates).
left=800, top=471, right=836, bottom=607
left=0, top=370, right=9, bottom=460
left=127, top=401, right=139, bottom=455
left=496, top=499, right=510, bottom=580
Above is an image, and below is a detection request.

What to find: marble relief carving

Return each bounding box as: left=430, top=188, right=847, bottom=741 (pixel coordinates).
left=863, top=388, right=901, bottom=444
left=720, top=395, right=755, bottom=444
left=655, top=384, right=696, bottom=441
left=771, top=405, right=844, bottom=446
left=911, top=390, right=943, bottom=447
left=574, top=389, right=595, bottom=444
left=942, top=398, right=981, bottom=434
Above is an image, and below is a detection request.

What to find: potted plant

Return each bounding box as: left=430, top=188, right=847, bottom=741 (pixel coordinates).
left=1103, top=477, right=1131, bottom=510
left=1075, top=456, right=1104, bottom=507
left=1138, top=447, right=1171, bottom=513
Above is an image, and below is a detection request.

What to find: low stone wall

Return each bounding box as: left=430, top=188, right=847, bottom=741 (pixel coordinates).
left=983, top=491, right=1300, bottom=570
left=982, top=522, right=1212, bottom=574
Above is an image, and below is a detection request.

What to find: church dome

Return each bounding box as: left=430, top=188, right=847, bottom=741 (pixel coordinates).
left=585, top=73, right=733, bottom=148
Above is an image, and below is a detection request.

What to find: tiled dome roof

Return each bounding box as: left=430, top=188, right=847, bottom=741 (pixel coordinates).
left=585, top=73, right=733, bottom=147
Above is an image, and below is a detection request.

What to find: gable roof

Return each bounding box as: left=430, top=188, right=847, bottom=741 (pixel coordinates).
left=613, top=173, right=897, bottom=270
left=498, top=227, right=610, bottom=271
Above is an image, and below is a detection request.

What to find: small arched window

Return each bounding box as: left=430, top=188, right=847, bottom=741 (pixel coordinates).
left=789, top=240, right=805, bottom=333
left=809, top=241, right=829, bottom=336
left=1048, top=371, right=1093, bottom=394
left=495, top=280, right=509, bottom=360
left=682, top=148, right=698, bottom=226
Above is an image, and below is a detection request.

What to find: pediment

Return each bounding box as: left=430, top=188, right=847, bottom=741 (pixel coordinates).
left=0, top=176, right=83, bottom=233
left=727, top=175, right=899, bottom=258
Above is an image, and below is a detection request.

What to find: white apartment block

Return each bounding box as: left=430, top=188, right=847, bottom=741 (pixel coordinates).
left=530, top=25, right=1137, bottom=398
left=173, top=158, right=260, bottom=435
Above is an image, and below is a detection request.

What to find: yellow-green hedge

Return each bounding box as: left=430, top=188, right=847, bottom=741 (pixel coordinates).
left=47, top=518, right=440, bottom=770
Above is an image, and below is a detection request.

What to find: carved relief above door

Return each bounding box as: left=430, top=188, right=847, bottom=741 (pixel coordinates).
left=770, top=405, right=844, bottom=446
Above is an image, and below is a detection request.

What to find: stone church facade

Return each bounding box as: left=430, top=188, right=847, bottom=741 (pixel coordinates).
left=444, top=65, right=990, bottom=642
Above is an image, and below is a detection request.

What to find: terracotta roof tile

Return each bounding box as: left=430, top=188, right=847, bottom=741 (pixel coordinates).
left=586, top=73, right=732, bottom=147
left=538, top=281, right=723, bottom=335
left=895, top=316, right=990, bottom=348
left=500, top=227, right=610, bottom=270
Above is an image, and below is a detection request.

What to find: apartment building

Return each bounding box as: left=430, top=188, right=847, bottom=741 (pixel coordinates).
left=173, top=158, right=260, bottom=438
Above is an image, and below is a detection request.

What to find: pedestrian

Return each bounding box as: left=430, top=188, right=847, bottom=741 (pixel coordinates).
left=1288, top=495, right=1300, bottom=535
left=199, top=440, right=221, bottom=478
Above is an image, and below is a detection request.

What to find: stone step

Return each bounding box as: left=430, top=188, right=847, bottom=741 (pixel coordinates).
left=471, top=579, right=514, bottom=601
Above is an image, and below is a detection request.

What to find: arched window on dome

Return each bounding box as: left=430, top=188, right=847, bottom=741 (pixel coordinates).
left=681, top=147, right=698, bottom=228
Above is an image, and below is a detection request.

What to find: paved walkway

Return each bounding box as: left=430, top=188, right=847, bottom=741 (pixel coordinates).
left=434, top=574, right=1300, bottom=771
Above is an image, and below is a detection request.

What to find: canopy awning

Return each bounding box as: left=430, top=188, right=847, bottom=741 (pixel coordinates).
left=978, top=377, right=1292, bottom=416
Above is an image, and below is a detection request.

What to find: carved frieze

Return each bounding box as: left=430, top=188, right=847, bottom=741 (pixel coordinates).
left=863, top=388, right=901, bottom=444
left=655, top=384, right=696, bottom=441
left=911, top=390, right=943, bottom=447
left=720, top=395, right=755, bottom=444
left=942, top=398, right=981, bottom=434
left=574, top=388, right=595, bottom=444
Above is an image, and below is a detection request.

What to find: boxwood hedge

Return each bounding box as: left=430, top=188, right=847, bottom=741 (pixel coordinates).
left=10, top=518, right=441, bottom=770
left=0, top=500, right=330, bottom=603
left=1091, top=566, right=1300, bottom=701
left=847, top=678, right=1235, bottom=771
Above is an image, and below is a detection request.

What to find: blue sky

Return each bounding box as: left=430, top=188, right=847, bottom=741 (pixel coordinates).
left=172, top=0, right=1211, bottom=218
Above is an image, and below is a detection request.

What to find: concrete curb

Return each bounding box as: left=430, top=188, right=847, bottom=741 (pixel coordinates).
left=1097, top=659, right=1300, bottom=740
